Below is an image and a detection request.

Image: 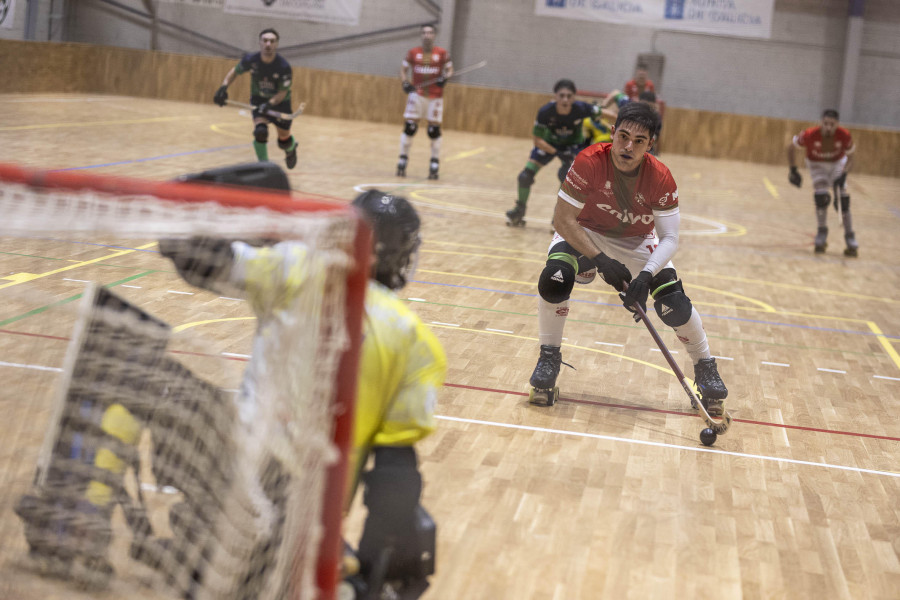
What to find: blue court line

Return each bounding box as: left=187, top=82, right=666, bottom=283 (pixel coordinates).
left=408, top=279, right=900, bottom=341
left=52, top=144, right=248, bottom=171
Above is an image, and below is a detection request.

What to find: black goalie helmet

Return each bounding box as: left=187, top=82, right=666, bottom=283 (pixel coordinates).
left=352, top=189, right=421, bottom=290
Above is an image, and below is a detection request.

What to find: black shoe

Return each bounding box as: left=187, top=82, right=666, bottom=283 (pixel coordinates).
left=505, top=204, right=526, bottom=227
left=814, top=226, right=827, bottom=254
left=285, top=147, right=297, bottom=170
left=844, top=232, right=858, bottom=257
left=428, top=159, right=439, bottom=180
left=530, top=345, right=562, bottom=390
left=396, top=155, right=408, bottom=177
left=694, top=358, right=728, bottom=416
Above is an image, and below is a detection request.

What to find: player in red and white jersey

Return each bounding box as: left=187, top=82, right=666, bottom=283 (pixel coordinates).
left=397, top=24, right=453, bottom=180
left=526, top=102, right=728, bottom=415
left=787, top=108, right=858, bottom=255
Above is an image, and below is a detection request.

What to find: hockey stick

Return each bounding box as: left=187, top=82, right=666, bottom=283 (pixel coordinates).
left=833, top=179, right=843, bottom=228
left=625, top=297, right=733, bottom=435
left=417, top=60, right=487, bottom=88
left=226, top=99, right=306, bottom=120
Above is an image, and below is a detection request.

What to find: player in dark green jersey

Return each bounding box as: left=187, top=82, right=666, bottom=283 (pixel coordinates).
left=214, top=28, right=298, bottom=169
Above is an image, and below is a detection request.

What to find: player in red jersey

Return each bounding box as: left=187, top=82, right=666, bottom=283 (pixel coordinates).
left=397, top=24, right=453, bottom=180
left=623, top=64, right=655, bottom=101
left=526, top=102, right=728, bottom=414
left=787, top=109, right=858, bottom=255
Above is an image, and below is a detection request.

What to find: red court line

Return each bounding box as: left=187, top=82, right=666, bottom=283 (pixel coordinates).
left=444, top=382, right=900, bottom=442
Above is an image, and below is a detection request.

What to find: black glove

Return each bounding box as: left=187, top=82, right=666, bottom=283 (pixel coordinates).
left=253, top=102, right=270, bottom=119
left=402, top=81, right=416, bottom=94
left=592, top=252, right=632, bottom=292
left=213, top=85, right=228, bottom=107
left=436, top=76, right=447, bottom=87
left=622, top=270, right=652, bottom=316
left=788, top=166, right=801, bottom=188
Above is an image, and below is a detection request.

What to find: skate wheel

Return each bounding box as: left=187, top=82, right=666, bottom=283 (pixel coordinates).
left=528, top=387, right=559, bottom=407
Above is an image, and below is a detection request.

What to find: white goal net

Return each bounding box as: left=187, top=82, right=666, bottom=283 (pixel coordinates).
left=0, top=162, right=369, bottom=600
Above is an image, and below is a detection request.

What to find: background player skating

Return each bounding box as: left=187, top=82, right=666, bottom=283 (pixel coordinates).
left=787, top=108, right=858, bottom=255
left=525, top=102, right=728, bottom=416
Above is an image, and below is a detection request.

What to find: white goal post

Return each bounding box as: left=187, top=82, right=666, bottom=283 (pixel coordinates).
left=0, top=162, right=371, bottom=600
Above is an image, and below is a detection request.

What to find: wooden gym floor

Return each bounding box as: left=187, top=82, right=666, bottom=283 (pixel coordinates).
left=0, top=93, right=898, bottom=600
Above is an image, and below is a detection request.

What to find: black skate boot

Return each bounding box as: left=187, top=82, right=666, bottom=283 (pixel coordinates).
left=505, top=203, right=526, bottom=227
left=693, top=357, right=728, bottom=417
left=529, top=345, right=563, bottom=406
left=844, top=231, right=858, bottom=257
left=814, top=226, right=827, bottom=253
left=428, top=158, right=439, bottom=180
left=396, top=155, right=408, bottom=177
left=285, top=145, right=297, bottom=170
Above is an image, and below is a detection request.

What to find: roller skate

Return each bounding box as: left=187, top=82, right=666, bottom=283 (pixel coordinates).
left=428, top=159, right=439, bottom=180
left=814, top=226, right=827, bottom=254
left=528, top=345, right=564, bottom=406
left=692, top=357, right=728, bottom=417
left=505, top=203, right=526, bottom=227
left=285, top=145, right=297, bottom=170
left=396, top=155, right=408, bottom=177
left=843, top=231, right=858, bottom=257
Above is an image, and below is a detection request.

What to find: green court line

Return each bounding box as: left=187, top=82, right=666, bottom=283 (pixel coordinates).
left=402, top=298, right=881, bottom=358
left=0, top=271, right=157, bottom=327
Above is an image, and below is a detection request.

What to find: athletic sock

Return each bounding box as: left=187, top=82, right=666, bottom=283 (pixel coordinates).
left=672, top=308, right=711, bottom=364
left=399, top=133, right=412, bottom=157
left=538, top=298, right=568, bottom=346
left=253, top=140, right=268, bottom=161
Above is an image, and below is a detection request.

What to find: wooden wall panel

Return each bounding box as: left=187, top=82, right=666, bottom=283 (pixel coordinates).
left=2, top=40, right=897, bottom=177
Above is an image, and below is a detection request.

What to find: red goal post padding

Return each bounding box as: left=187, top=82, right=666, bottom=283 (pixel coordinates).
left=0, top=161, right=371, bottom=600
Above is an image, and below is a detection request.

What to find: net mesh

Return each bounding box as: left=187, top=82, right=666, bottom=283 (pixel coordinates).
left=0, top=164, right=364, bottom=600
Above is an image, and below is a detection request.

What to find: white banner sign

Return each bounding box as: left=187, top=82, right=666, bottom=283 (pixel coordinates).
left=0, top=0, right=16, bottom=29
left=535, top=0, right=774, bottom=39
left=224, top=0, right=361, bottom=25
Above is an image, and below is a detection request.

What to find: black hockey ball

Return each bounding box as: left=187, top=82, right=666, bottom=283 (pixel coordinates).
left=700, top=428, right=717, bottom=447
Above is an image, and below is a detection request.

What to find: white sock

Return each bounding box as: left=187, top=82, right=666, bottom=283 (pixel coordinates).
left=399, top=133, right=412, bottom=158
left=430, top=136, right=442, bottom=161
left=538, top=298, right=568, bottom=346
left=671, top=307, right=711, bottom=364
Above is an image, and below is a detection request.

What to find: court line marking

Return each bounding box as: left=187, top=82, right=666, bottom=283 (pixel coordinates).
left=817, top=368, right=847, bottom=374
left=0, top=115, right=207, bottom=132
left=0, top=361, right=63, bottom=373
left=435, top=415, right=900, bottom=479
left=762, top=361, right=791, bottom=367
left=763, top=176, right=780, bottom=199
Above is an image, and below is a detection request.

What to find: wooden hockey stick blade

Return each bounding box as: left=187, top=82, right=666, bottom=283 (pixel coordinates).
left=225, top=99, right=304, bottom=120
left=834, top=181, right=843, bottom=227
left=626, top=295, right=733, bottom=434
left=418, top=60, right=488, bottom=88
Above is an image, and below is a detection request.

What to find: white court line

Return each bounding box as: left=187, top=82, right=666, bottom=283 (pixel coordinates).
left=818, top=368, right=847, bottom=374
left=0, top=361, right=63, bottom=372
left=62, top=278, right=90, bottom=283
left=873, top=375, right=900, bottom=381
left=486, top=328, right=513, bottom=334
left=713, top=355, right=734, bottom=361
left=168, top=290, right=194, bottom=295
left=651, top=348, right=678, bottom=354
left=221, top=352, right=251, bottom=359
left=120, top=285, right=141, bottom=289
left=218, top=296, right=244, bottom=301
left=761, top=361, right=791, bottom=367
left=407, top=298, right=427, bottom=302
left=596, top=341, right=624, bottom=347
left=436, top=415, right=900, bottom=479
left=431, top=321, right=459, bottom=327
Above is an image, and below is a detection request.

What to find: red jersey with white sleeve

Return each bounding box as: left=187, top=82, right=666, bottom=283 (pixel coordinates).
left=624, top=78, right=655, bottom=100
left=404, top=46, right=452, bottom=99
left=559, top=143, right=679, bottom=238
left=793, top=126, right=854, bottom=162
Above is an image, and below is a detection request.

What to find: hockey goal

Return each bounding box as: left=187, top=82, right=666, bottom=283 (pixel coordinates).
left=0, top=162, right=370, bottom=600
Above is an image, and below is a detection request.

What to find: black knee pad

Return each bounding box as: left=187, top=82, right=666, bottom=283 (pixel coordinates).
left=403, top=120, right=418, bottom=136
left=277, top=135, right=294, bottom=150
left=814, top=192, right=830, bottom=209
left=254, top=123, right=268, bottom=144
left=427, top=124, right=441, bottom=139
left=575, top=254, right=596, bottom=284
left=653, top=279, right=693, bottom=327
left=538, top=257, right=577, bottom=304
left=518, top=168, right=536, bottom=188
left=557, top=161, right=572, bottom=183
left=840, top=194, right=850, bottom=212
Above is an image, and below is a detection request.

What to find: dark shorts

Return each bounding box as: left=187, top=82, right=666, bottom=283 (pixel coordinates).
left=251, top=95, right=293, bottom=130
left=529, top=143, right=581, bottom=166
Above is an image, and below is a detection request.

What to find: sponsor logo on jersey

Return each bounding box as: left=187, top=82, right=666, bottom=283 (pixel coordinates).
left=635, top=192, right=648, bottom=207
left=657, top=192, right=674, bottom=206
left=596, top=204, right=654, bottom=225
left=564, top=174, right=583, bottom=191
